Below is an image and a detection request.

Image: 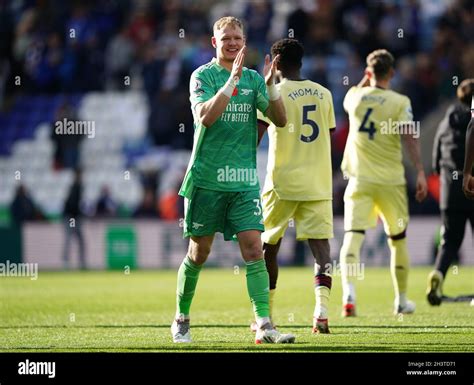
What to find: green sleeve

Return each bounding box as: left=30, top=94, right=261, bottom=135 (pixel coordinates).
left=189, top=69, right=215, bottom=115
left=255, top=72, right=269, bottom=115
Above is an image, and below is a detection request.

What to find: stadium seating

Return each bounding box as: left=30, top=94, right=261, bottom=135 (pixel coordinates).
left=0, top=92, right=150, bottom=217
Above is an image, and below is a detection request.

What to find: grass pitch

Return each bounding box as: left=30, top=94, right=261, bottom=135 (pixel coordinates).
left=1, top=267, right=473, bottom=352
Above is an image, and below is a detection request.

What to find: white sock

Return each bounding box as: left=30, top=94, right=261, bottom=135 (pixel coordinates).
left=343, top=282, right=356, bottom=304
left=397, top=292, right=407, bottom=307
left=256, top=316, right=271, bottom=328
left=314, top=304, right=328, bottom=320
left=314, top=286, right=330, bottom=319
left=175, top=313, right=190, bottom=321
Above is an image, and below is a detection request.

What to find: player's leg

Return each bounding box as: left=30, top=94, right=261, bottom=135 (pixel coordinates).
left=376, top=184, right=414, bottom=314
left=340, top=230, right=365, bottom=316
left=309, top=239, right=331, bottom=333
left=260, top=189, right=295, bottom=323
left=434, top=210, right=466, bottom=278
left=62, top=218, right=73, bottom=269
left=249, top=240, right=280, bottom=332
left=237, top=230, right=271, bottom=325
left=228, top=191, right=295, bottom=343
left=76, top=219, right=86, bottom=270
left=427, top=209, right=467, bottom=305
left=295, top=199, right=333, bottom=331
left=386, top=231, right=415, bottom=314
left=237, top=230, right=295, bottom=344
left=262, top=240, right=281, bottom=319
left=172, top=235, right=214, bottom=343
left=172, top=188, right=225, bottom=343
left=177, top=235, right=214, bottom=315
left=340, top=179, right=376, bottom=316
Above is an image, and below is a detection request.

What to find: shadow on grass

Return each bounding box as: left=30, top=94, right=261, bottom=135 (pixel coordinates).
left=1, top=324, right=473, bottom=330
left=3, top=343, right=473, bottom=353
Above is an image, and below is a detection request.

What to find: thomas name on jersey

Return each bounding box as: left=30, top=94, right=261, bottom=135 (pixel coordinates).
left=287, top=87, right=325, bottom=101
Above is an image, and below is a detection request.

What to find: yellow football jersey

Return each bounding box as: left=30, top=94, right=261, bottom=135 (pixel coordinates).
left=259, top=79, right=335, bottom=201
left=341, top=86, right=414, bottom=185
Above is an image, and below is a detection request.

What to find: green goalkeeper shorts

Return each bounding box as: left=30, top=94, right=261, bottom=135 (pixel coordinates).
left=183, top=188, right=264, bottom=241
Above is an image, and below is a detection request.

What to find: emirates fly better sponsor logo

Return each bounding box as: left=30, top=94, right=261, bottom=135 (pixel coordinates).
left=220, top=103, right=253, bottom=122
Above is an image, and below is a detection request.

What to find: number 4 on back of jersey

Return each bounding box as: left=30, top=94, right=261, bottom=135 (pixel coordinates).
left=359, top=108, right=376, bottom=140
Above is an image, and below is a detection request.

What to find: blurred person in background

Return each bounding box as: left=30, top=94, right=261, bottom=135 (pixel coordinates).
left=94, top=185, right=117, bottom=218
left=104, top=24, right=135, bottom=90
left=10, top=184, right=40, bottom=225
left=134, top=187, right=158, bottom=218
left=62, top=169, right=86, bottom=270
left=463, top=96, right=474, bottom=199
left=51, top=101, right=82, bottom=169
left=427, top=79, right=474, bottom=305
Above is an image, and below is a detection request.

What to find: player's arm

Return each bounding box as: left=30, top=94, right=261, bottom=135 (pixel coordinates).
left=401, top=127, right=428, bottom=202
left=257, top=119, right=269, bottom=145
left=262, top=54, right=287, bottom=127
left=356, top=68, right=371, bottom=87
left=328, top=90, right=336, bottom=134
left=462, top=117, right=474, bottom=199
left=196, top=46, right=246, bottom=128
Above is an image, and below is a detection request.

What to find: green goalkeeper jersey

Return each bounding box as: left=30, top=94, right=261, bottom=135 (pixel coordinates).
left=179, top=58, right=270, bottom=198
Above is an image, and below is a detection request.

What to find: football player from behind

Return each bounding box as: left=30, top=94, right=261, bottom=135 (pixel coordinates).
left=339, top=49, right=428, bottom=317
left=256, top=38, right=336, bottom=334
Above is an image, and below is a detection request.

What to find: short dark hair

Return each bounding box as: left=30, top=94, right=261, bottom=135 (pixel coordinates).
left=457, top=78, right=474, bottom=106
left=271, top=38, right=304, bottom=70
left=366, top=49, right=394, bottom=79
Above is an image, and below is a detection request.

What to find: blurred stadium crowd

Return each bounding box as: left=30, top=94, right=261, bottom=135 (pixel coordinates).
left=0, top=0, right=473, bottom=222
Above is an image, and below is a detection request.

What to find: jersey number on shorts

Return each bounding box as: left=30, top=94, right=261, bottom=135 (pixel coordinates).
left=359, top=108, right=376, bottom=140
left=300, top=105, right=319, bottom=143
left=253, top=199, right=262, bottom=216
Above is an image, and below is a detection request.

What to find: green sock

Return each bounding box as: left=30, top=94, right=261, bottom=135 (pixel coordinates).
left=176, top=256, right=202, bottom=318
left=246, top=259, right=270, bottom=319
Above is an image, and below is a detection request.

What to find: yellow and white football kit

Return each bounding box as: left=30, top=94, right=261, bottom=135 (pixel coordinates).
left=340, top=85, right=416, bottom=316
left=341, top=86, right=414, bottom=236
left=258, top=79, right=335, bottom=244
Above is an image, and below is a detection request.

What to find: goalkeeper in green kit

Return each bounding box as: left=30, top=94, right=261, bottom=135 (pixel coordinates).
left=171, top=16, right=295, bottom=344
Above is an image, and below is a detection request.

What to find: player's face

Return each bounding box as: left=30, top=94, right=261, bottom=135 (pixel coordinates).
left=212, top=25, right=245, bottom=63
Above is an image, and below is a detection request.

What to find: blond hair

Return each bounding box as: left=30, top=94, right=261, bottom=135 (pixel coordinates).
left=366, top=49, right=394, bottom=79
left=213, top=16, right=244, bottom=34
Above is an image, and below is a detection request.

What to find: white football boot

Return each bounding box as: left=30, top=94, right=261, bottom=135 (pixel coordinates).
left=394, top=299, right=416, bottom=315
left=171, top=318, right=192, bottom=343
left=255, top=323, right=295, bottom=344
